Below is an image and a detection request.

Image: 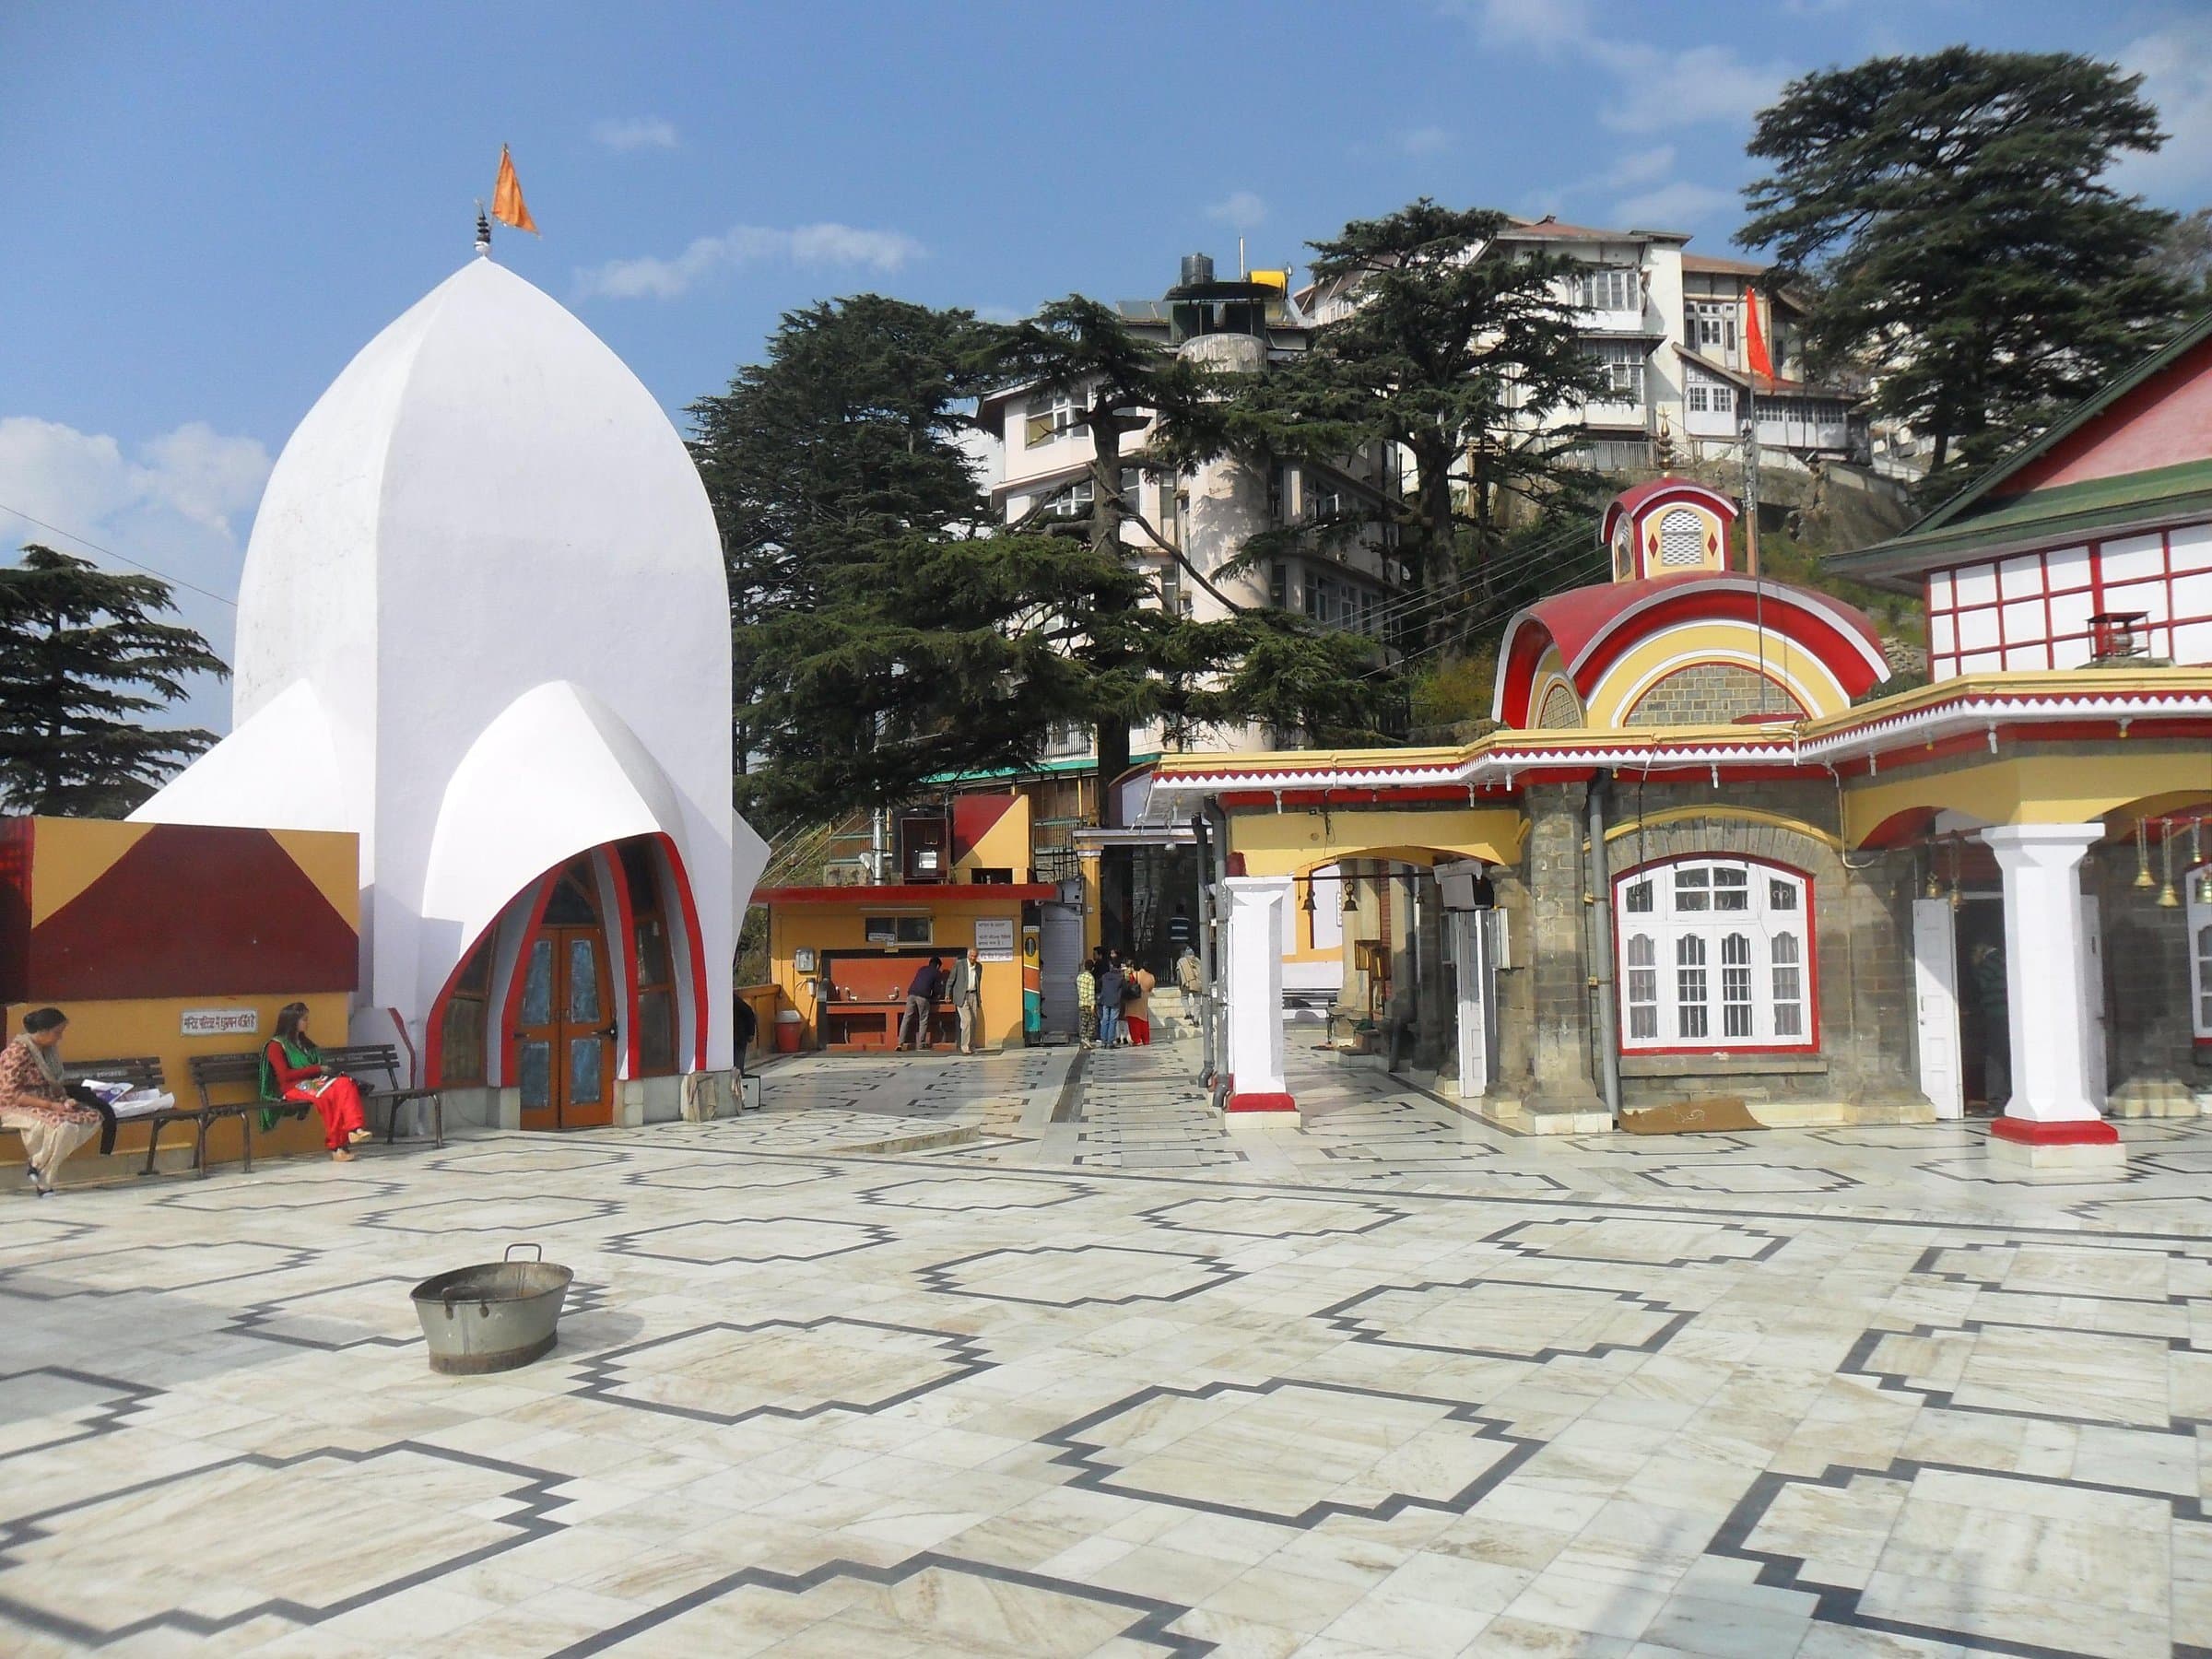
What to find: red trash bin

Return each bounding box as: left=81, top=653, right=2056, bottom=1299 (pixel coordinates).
left=773, top=1010, right=804, bottom=1053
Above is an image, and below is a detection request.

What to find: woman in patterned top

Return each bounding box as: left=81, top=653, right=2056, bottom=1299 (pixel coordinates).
left=0, top=1007, right=102, bottom=1195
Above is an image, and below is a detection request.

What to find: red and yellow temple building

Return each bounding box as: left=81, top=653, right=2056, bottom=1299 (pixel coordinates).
left=1155, top=312, right=2212, bottom=1168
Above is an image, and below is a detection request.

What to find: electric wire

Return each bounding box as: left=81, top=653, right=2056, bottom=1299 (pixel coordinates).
left=0, top=500, right=240, bottom=608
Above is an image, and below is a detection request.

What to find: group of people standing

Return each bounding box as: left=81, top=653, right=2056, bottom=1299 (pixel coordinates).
left=2, top=1001, right=371, bottom=1195
left=1077, top=948, right=1156, bottom=1048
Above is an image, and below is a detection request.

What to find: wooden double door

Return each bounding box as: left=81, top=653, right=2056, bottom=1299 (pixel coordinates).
left=516, top=865, right=617, bottom=1130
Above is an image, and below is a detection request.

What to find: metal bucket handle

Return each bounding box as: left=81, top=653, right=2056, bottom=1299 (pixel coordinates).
left=505, top=1243, right=544, bottom=1262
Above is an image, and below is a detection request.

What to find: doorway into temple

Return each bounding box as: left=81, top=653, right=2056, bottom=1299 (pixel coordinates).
left=515, top=862, right=616, bottom=1130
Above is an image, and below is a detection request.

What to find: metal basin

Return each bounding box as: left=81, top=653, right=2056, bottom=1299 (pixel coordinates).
left=411, top=1243, right=573, bottom=1374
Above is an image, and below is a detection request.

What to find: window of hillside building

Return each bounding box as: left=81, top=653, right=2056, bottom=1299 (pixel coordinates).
left=439, top=934, right=494, bottom=1086
left=1575, top=266, right=1639, bottom=312
left=1047, top=478, right=1094, bottom=519
left=1309, top=484, right=1345, bottom=523
left=1615, top=859, right=1813, bottom=1051
left=1687, top=300, right=1737, bottom=356
left=1586, top=341, right=1647, bottom=402
left=1269, top=560, right=1288, bottom=610
left=1687, top=381, right=1736, bottom=415
left=1025, top=389, right=1081, bottom=447
left=863, top=915, right=933, bottom=946
left=1120, top=467, right=1143, bottom=517
left=620, top=840, right=677, bottom=1076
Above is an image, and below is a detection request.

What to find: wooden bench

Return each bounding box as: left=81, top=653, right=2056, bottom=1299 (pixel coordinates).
left=319, top=1043, right=444, bottom=1148
left=184, top=1053, right=311, bottom=1176
left=2, top=1057, right=175, bottom=1177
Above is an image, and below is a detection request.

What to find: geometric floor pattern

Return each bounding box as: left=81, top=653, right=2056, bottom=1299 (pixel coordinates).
left=6, top=1031, right=2212, bottom=1655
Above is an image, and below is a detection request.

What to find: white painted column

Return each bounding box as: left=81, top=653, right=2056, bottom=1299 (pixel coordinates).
left=1222, top=876, right=1292, bottom=1111
left=1981, top=824, right=2104, bottom=1123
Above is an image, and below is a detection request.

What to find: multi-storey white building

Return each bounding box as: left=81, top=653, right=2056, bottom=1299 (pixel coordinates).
left=977, top=254, right=1408, bottom=759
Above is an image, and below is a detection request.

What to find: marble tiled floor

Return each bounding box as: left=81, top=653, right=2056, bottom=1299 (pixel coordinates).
left=8, top=1035, right=2212, bottom=1656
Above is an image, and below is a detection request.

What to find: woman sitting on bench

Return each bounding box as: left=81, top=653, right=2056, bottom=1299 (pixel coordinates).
left=261, top=1004, right=371, bottom=1162
left=2, top=1007, right=103, bottom=1195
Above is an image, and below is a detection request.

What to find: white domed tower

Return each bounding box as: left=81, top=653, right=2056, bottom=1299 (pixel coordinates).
left=136, top=250, right=765, bottom=1129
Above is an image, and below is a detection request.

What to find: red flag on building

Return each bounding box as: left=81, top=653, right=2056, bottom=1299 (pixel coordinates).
left=1743, top=285, right=1773, bottom=380
left=492, top=145, right=538, bottom=235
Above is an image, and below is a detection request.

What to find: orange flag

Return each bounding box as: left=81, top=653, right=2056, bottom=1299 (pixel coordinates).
left=492, top=145, right=537, bottom=235
left=1743, top=284, right=1773, bottom=380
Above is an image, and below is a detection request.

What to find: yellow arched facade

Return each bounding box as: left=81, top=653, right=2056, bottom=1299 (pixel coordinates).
left=1582, top=621, right=1853, bottom=728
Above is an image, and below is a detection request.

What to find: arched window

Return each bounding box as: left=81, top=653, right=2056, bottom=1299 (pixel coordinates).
left=437, top=935, right=493, bottom=1086
left=1657, top=508, right=1706, bottom=568
left=1615, top=858, right=1814, bottom=1051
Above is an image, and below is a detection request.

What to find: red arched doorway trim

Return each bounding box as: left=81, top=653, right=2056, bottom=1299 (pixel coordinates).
left=423, top=835, right=712, bottom=1089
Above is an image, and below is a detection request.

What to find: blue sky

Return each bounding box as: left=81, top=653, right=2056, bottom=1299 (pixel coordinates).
left=3, top=0, right=2207, bottom=728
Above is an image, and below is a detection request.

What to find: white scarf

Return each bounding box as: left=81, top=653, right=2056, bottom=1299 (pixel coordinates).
left=14, top=1032, right=63, bottom=1086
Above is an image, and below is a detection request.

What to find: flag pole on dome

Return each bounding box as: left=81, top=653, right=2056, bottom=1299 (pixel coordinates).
left=492, top=144, right=538, bottom=236
left=474, top=199, right=491, bottom=257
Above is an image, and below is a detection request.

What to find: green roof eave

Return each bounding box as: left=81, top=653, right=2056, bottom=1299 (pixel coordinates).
left=1831, top=457, right=2212, bottom=582
left=922, top=751, right=1161, bottom=786
left=1887, top=310, right=2212, bottom=547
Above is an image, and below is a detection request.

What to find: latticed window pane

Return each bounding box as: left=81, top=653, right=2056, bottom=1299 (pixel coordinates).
left=1674, top=866, right=1711, bottom=912
left=1658, top=509, right=1706, bottom=567
left=1625, top=879, right=1653, bottom=913
left=1771, top=932, right=1804, bottom=1037
left=1627, top=935, right=1657, bottom=1040
left=1770, top=878, right=1798, bottom=912
left=1677, top=935, right=1708, bottom=1038
left=1721, top=934, right=1753, bottom=1036
left=1713, top=866, right=1749, bottom=912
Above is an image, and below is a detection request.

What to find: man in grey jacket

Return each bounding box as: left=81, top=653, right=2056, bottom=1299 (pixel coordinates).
left=950, top=947, right=982, bottom=1054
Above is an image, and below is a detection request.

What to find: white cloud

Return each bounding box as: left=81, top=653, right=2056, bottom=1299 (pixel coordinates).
left=1453, top=0, right=1785, bottom=133
left=0, top=416, right=272, bottom=729
left=1604, top=144, right=1678, bottom=191
left=590, top=116, right=678, bottom=152
left=1589, top=41, right=1787, bottom=134
left=1459, top=0, right=1591, bottom=53
left=1610, top=179, right=1739, bottom=231
left=0, top=417, right=268, bottom=541
left=1400, top=125, right=1454, bottom=157
left=574, top=223, right=927, bottom=300
left=2115, top=18, right=2212, bottom=199
left=1206, top=191, right=1268, bottom=231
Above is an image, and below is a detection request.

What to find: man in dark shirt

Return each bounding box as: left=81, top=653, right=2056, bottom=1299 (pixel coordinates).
left=1166, top=903, right=1194, bottom=956
left=1096, top=955, right=1125, bottom=1048
left=900, top=956, right=945, bottom=1052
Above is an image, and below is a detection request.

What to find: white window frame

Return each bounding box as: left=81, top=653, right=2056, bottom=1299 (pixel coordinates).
left=1615, top=857, right=1815, bottom=1052
left=1025, top=388, right=1082, bottom=448
left=1047, top=478, right=1095, bottom=519
left=1575, top=266, right=1640, bottom=312
left=1585, top=340, right=1647, bottom=404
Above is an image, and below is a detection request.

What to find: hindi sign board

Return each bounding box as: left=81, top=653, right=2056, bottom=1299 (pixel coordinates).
left=973, top=918, right=1016, bottom=962
left=182, top=1007, right=260, bottom=1039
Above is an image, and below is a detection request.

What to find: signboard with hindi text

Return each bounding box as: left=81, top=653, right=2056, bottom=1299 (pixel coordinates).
left=182, top=1008, right=259, bottom=1038
left=973, top=919, right=1016, bottom=962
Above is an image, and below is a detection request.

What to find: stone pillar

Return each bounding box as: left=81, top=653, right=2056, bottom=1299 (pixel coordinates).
left=1222, top=876, right=1292, bottom=1112
left=1522, top=783, right=1606, bottom=1123
left=1981, top=824, right=2122, bottom=1170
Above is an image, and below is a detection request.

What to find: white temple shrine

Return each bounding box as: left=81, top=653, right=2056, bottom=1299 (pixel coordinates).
left=136, top=246, right=766, bottom=1130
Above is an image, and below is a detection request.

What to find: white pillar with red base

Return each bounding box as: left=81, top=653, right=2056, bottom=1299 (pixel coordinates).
left=1222, top=876, right=1293, bottom=1112
left=1980, top=823, right=2122, bottom=1171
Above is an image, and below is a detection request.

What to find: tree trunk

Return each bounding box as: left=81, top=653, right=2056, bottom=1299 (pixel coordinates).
left=1089, top=399, right=1134, bottom=951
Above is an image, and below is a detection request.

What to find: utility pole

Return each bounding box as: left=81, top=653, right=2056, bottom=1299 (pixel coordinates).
left=1740, top=392, right=1761, bottom=579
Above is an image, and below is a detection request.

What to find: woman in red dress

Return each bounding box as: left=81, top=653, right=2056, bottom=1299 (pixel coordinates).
left=260, top=1003, right=371, bottom=1162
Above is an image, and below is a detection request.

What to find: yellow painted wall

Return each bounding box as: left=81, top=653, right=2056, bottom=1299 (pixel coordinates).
left=1229, top=807, right=1526, bottom=876
left=1843, top=748, right=2212, bottom=847
left=1582, top=623, right=1840, bottom=727
left=0, top=990, right=355, bottom=1171
left=768, top=894, right=1032, bottom=1049
left=952, top=795, right=1034, bottom=880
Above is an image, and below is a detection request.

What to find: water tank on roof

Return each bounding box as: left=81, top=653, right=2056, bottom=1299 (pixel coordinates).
left=1180, top=253, right=1215, bottom=288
